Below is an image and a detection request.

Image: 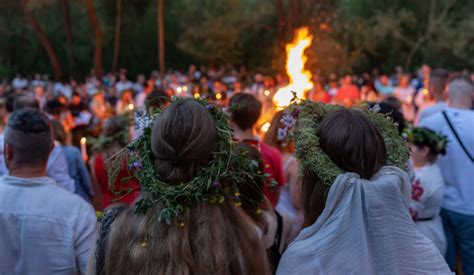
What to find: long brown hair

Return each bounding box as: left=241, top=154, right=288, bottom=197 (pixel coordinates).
left=99, top=99, right=270, bottom=275
left=302, top=109, right=387, bottom=227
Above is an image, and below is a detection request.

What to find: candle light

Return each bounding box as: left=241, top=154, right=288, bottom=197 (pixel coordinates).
left=177, top=87, right=182, bottom=94
left=128, top=103, right=134, bottom=111
left=264, top=90, right=271, bottom=97
left=261, top=122, right=271, bottom=133
left=194, top=93, right=200, bottom=99
left=182, top=86, right=188, bottom=92
left=215, top=92, right=222, bottom=100
left=80, top=137, right=88, bottom=161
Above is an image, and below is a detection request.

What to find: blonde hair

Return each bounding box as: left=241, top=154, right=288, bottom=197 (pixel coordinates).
left=99, top=202, right=270, bottom=275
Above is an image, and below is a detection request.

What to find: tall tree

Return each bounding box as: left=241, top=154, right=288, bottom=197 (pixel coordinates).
left=86, top=0, right=103, bottom=77
left=60, top=0, right=76, bottom=76
left=157, top=0, right=165, bottom=75
left=112, top=0, right=122, bottom=72
left=20, top=0, right=62, bottom=79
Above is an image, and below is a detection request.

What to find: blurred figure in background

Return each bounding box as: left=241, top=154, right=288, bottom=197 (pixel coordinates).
left=264, top=110, right=303, bottom=243
left=229, top=93, right=286, bottom=206
left=407, top=127, right=448, bottom=256
left=334, top=75, right=360, bottom=107
left=416, top=69, right=449, bottom=125
left=393, top=74, right=416, bottom=122
left=90, top=116, right=140, bottom=209
left=51, top=120, right=93, bottom=203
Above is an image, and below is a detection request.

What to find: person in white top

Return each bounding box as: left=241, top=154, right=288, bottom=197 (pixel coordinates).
left=11, top=73, right=28, bottom=90
left=416, top=69, right=449, bottom=125
left=406, top=127, right=448, bottom=256
left=0, top=108, right=96, bottom=274
left=419, top=77, right=474, bottom=274
left=115, top=71, right=133, bottom=94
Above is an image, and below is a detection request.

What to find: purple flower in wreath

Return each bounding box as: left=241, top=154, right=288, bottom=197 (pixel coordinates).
left=212, top=180, right=221, bottom=188
left=277, top=127, right=289, bottom=141
left=129, top=161, right=142, bottom=170
left=280, top=113, right=296, bottom=128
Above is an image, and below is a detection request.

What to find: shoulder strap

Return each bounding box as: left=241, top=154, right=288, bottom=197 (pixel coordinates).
left=442, top=111, right=474, bottom=162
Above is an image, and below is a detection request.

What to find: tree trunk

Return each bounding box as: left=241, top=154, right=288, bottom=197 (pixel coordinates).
left=157, top=0, right=165, bottom=75
left=21, top=0, right=62, bottom=79
left=86, top=0, right=103, bottom=78
left=275, top=0, right=286, bottom=41
left=112, top=0, right=122, bottom=73
left=60, top=0, right=76, bottom=77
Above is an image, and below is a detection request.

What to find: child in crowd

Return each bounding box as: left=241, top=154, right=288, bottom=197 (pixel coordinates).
left=406, top=127, right=448, bottom=256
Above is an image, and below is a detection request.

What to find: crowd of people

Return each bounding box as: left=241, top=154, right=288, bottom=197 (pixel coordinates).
left=0, top=63, right=473, bottom=274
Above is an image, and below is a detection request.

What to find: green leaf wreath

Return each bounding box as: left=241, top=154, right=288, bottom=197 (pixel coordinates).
left=279, top=100, right=409, bottom=186
left=109, top=98, right=270, bottom=224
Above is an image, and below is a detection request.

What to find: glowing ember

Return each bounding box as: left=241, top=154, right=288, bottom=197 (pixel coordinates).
left=273, top=27, right=313, bottom=109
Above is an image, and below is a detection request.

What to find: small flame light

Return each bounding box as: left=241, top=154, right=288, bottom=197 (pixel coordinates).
left=215, top=92, right=222, bottom=100
left=261, top=122, right=271, bottom=133
left=264, top=90, right=271, bottom=97
left=182, top=86, right=188, bottom=92
left=423, top=88, right=429, bottom=96
left=194, top=93, right=200, bottom=99
left=177, top=87, right=182, bottom=94
left=128, top=104, right=134, bottom=111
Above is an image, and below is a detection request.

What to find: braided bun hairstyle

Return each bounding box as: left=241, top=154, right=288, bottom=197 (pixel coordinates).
left=151, top=99, right=219, bottom=184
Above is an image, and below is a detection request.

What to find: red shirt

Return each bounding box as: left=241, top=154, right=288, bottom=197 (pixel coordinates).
left=243, top=140, right=286, bottom=206
left=335, top=84, right=360, bottom=106
left=94, top=153, right=141, bottom=209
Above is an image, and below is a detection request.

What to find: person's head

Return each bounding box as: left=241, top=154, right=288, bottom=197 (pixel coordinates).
left=370, top=101, right=405, bottom=134
left=447, top=77, right=473, bottom=109
left=44, top=99, right=65, bottom=118
left=51, top=119, right=68, bottom=145
left=3, top=108, right=53, bottom=174
left=399, top=74, right=411, bottom=87
left=119, top=69, right=127, bottom=82
left=301, top=109, right=387, bottom=226
left=229, top=93, right=262, bottom=132
left=428, top=68, right=448, bottom=101
left=408, top=127, right=447, bottom=168
left=13, top=95, right=40, bottom=111
left=121, top=89, right=133, bottom=102
left=102, top=115, right=130, bottom=148
left=71, top=92, right=82, bottom=105
left=342, top=75, right=352, bottom=85
left=264, top=110, right=294, bottom=153
left=99, top=99, right=270, bottom=274
left=151, top=100, right=219, bottom=184
left=379, top=74, right=389, bottom=86
left=146, top=88, right=169, bottom=112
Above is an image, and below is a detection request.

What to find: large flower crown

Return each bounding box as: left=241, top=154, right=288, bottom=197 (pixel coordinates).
left=109, top=98, right=270, bottom=223
left=278, top=100, right=409, bottom=186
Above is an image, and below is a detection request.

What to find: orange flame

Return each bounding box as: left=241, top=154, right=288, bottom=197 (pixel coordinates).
left=273, top=27, right=313, bottom=109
